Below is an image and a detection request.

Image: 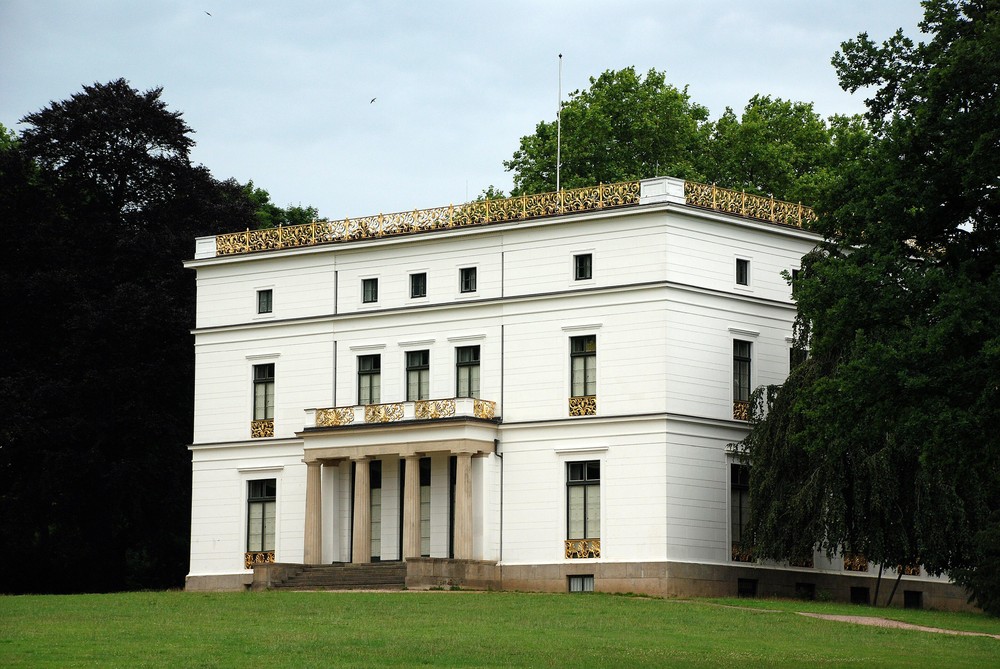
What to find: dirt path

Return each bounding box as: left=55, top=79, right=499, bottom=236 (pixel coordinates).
left=797, top=612, right=1000, bottom=639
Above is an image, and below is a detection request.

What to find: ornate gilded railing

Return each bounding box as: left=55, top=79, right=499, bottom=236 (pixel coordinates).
left=684, top=181, right=818, bottom=228
left=245, top=550, right=275, bottom=569
left=566, top=539, right=601, bottom=559
left=415, top=399, right=456, bottom=419
left=732, top=542, right=753, bottom=563
left=733, top=400, right=749, bottom=421
left=251, top=419, right=274, bottom=438
left=215, top=181, right=641, bottom=256
left=473, top=399, right=496, bottom=420
left=364, top=403, right=405, bottom=423
left=309, top=397, right=497, bottom=428
left=569, top=395, right=597, bottom=417
left=843, top=553, right=869, bottom=572
left=898, top=564, right=921, bottom=576
left=316, top=407, right=355, bottom=427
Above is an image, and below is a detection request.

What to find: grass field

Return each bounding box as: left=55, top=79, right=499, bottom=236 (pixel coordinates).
left=2, top=590, right=997, bottom=668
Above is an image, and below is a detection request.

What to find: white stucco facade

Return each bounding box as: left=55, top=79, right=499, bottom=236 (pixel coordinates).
left=184, top=177, right=957, bottom=606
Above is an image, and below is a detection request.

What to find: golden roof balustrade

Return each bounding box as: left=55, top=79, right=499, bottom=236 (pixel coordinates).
left=214, top=179, right=817, bottom=257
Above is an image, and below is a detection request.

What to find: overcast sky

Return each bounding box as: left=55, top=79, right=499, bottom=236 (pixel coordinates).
left=1, top=1, right=925, bottom=219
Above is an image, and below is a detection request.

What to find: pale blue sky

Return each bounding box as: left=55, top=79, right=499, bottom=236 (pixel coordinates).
left=0, top=1, right=925, bottom=219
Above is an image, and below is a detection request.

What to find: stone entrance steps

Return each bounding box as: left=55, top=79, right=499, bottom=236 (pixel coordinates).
left=270, top=562, right=407, bottom=591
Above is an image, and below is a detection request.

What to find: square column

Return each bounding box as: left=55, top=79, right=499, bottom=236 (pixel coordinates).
left=453, top=452, right=473, bottom=559
left=303, top=460, right=322, bottom=564
left=351, top=457, right=371, bottom=563
left=402, top=455, right=421, bottom=559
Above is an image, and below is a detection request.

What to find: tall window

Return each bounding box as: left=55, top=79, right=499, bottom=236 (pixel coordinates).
left=736, top=258, right=750, bottom=286
left=370, top=460, right=382, bottom=560
left=420, top=457, right=431, bottom=556
left=256, top=289, right=273, bottom=314
left=731, top=464, right=750, bottom=561
left=460, top=267, right=477, bottom=293
left=567, top=461, right=600, bottom=540
left=253, top=363, right=275, bottom=420
left=733, top=340, right=752, bottom=402
left=362, top=277, right=378, bottom=303
left=358, top=355, right=381, bottom=405
left=406, top=350, right=430, bottom=401
left=574, top=253, right=593, bottom=280
left=456, top=345, right=480, bottom=398
left=247, top=478, right=276, bottom=554
left=410, top=272, right=427, bottom=298
left=570, top=335, right=597, bottom=397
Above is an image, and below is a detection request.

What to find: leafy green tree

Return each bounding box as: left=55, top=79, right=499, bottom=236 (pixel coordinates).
left=504, top=67, right=710, bottom=194
left=0, top=80, right=257, bottom=593
left=741, top=0, right=1000, bottom=614
left=242, top=180, right=319, bottom=228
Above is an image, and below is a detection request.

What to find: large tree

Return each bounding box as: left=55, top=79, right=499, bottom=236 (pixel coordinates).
left=740, top=0, right=1000, bottom=614
left=0, top=80, right=257, bottom=592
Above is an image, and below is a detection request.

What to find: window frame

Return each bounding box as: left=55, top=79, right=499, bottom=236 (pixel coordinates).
left=736, top=258, right=750, bottom=287
left=566, top=460, right=601, bottom=540
left=256, top=288, right=273, bottom=315
left=459, top=266, right=477, bottom=294
left=409, top=272, right=427, bottom=299
left=362, top=277, right=379, bottom=304
left=357, top=354, right=381, bottom=405
left=573, top=253, right=593, bottom=281
left=455, top=345, right=481, bottom=399
left=252, top=363, right=275, bottom=420
left=405, top=349, right=430, bottom=401
left=246, top=478, right=277, bottom=553
left=570, top=335, right=597, bottom=397
left=730, top=462, right=750, bottom=551
left=733, top=340, right=752, bottom=402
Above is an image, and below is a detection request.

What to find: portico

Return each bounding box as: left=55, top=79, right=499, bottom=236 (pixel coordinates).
left=299, top=398, right=499, bottom=565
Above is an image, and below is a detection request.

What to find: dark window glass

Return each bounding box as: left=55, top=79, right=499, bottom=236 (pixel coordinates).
left=570, top=335, right=597, bottom=397
left=253, top=363, right=275, bottom=420
left=567, top=460, right=600, bottom=540
left=736, top=258, right=750, bottom=286
left=410, top=273, right=427, bottom=298
left=456, top=345, right=480, bottom=398
left=247, top=478, right=276, bottom=552
left=733, top=340, right=751, bottom=402
left=574, top=253, right=593, bottom=280
left=257, top=289, right=273, bottom=314
left=460, top=267, right=477, bottom=293
left=358, top=355, right=381, bottom=404
left=362, top=278, right=378, bottom=303
left=406, top=350, right=430, bottom=401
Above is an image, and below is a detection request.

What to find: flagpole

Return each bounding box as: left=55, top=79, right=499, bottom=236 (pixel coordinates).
left=556, top=53, right=562, bottom=193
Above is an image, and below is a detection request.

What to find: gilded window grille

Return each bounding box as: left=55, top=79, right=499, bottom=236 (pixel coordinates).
left=843, top=553, right=869, bottom=572
left=244, top=550, right=275, bottom=569
left=316, top=407, right=355, bottom=427
left=364, top=403, right=404, bottom=423
left=569, top=395, right=597, bottom=416
left=414, top=399, right=456, bottom=419
left=898, top=564, right=921, bottom=576
left=565, top=539, right=601, bottom=559
left=251, top=419, right=274, bottom=438
left=733, top=400, right=749, bottom=421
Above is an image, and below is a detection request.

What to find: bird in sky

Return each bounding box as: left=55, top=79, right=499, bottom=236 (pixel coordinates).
left=370, top=97, right=377, bottom=104
left=205, top=11, right=212, bottom=16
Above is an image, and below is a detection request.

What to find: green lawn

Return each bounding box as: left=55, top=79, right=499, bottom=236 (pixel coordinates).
left=1, top=591, right=997, bottom=668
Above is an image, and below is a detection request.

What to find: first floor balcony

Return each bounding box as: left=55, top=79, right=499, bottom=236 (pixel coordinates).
left=305, top=397, right=498, bottom=429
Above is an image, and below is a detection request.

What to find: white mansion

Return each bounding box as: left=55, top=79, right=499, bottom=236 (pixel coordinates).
left=184, top=177, right=963, bottom=608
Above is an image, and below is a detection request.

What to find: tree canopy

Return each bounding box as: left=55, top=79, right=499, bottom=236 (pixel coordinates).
left=0, top=80, right=259, bottom=592
left=503, top=66, right=869, bottom=205
left=740, top=0, right=1000, bottom=614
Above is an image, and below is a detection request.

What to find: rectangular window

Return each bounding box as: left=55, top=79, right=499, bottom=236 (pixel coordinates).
left=256, top=289, right=273, bottom=314
left=574, top=253, right=593, bottom=281
left=370, top=460, right=382, bottom=560
left=252, top=363, right=275, bottom=420
left=362, top=277, right=378, bottom=303
left=247, top=479, right=276, bottom=553
left=570, top=335, right=597, bottom=397
left=733, top=340, right=752, bottom=402
left=460, top=267, right=477, bottom=293
left=567, top=461, right=600, bottom=540
left=568, top=575, right=595, bottom=592
left=358, top=355, right=381, bottom=405
left=410, top=272, right=427, bottom=298
left=731, top=463, right=751, bottom=562
left=420, top=457, right=431, bottom=556
left=406, top=350, right=430, bottom=401
left=736, top=258, right=750, bottom=286
left=456, top=345, right=480, bottom=399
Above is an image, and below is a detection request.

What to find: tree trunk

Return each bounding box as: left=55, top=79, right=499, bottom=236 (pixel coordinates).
left=873, top=564, right=884, bottom=606
left=885, top=571, right=904, bottom=608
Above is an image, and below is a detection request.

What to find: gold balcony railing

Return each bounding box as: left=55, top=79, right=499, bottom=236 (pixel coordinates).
left=569, top=395, right=597, bottom=416
left=212, top=179, right=817, bottom=257
left=733, top=400, right=749, bottom=421
left=566, top=538, right=601, bottom=559
left=245, top=550, right=275, bottom=569
left=843, top=553, right=869, bottom=572
left=311, top=397, right=498, bottom=428
left=251, top=419, right=274, bottom=438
